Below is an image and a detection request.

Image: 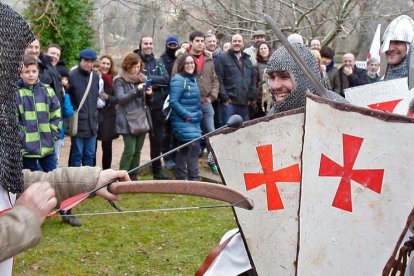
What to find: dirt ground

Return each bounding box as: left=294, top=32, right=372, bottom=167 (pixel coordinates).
left=58, top=135, right=221, bottom=182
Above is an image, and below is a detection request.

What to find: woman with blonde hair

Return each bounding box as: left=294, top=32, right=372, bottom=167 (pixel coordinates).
left=114, top=53, right=152, bottom=179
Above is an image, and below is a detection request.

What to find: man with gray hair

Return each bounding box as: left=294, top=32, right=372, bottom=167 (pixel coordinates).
left=366, top=57, right=381, bottom=83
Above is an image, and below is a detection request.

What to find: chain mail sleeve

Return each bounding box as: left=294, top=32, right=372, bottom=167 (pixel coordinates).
left=0, top=3, right=35, bottom=193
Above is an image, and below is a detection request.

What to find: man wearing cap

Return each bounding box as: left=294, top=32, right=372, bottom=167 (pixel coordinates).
left=381, top=15, right=414, bottom=81
left=243, top=30, right=266, bottom=66
left=68, top=48, right=100, bottom=169
left=65, top=49, right=100, bottom=227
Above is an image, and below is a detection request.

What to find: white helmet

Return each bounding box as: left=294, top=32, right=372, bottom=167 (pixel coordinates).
left=381, top=15, right=414, bottom=53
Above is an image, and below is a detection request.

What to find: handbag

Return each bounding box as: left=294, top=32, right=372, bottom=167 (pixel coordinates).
left=68, top=72, right=94, bottom=136
left=125, top=95, right=151, bottom=135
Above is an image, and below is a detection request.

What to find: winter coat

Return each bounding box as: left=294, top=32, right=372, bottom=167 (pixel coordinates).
left=113, top=77, right=149, bottom=135
left=169, top=74, right=202, bottom=142
left=67, top=67, right=100, bottom=138
left=0, top=166, right=102, bottom=263
left=338, top=66, right=370, bottom=96
left=58, top=93, right=74, bottom=139
left=254, top=61, right=268, bottom=102
left=326, top=66, right=341, bottom=94
left=134, top=50, right=169, bottom=110
left=38, top=53, right=63, bottom=105
left=214, top=50, right=257, bottom=105
left=98, top=73, right=119, bottom=141
left=16, top=80, right=61, bottom=158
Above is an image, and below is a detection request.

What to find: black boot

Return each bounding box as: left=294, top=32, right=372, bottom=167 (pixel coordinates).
left=153, top=171, right=172, bottom=180
left=61, top=209, right=81, bottom=227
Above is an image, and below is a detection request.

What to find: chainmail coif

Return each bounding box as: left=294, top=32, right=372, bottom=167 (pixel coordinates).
left=0, top=3, right=35, bottom=193
left=266, top=43, right=345, bottom=114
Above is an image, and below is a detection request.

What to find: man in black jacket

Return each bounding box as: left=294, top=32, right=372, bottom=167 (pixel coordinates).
left=214, top=34, right=257, bottom=123
left=134, top=36, right=171, bottom=180
left=25, top=39, right=63, bottom=105
left=160, top=35, right=179, bottom=170
left=338, top=52, right=370, bottom=97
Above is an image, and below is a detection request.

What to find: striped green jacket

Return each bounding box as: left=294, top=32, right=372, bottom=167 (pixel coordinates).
left=16, top=79, right=62, bottom=158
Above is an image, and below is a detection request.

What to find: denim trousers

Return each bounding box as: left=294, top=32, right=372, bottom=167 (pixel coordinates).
left=220, top=103, right=249, bottom=124
left=23, top=153, right=57, bottom=172
left=69, top=136, right=97, bottom=167
left=201, top=102, right=215, bottom=153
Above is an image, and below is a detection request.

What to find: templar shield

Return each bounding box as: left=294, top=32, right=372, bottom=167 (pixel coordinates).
left=209, top=110, right=304, bottom=275
left=344, top=78, right=413, bottom=115
left=298, top=95, right=414, bottom=275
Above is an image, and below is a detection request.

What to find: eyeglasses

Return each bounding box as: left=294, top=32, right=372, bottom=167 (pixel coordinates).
left=185, top=61, right=195, bottom=65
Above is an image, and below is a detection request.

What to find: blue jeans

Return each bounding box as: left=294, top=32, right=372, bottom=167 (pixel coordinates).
left=221, top=103, right=249, bottom=124
left=23, top=154, right=57, bottom=172
left=201, top=102, right=215, bottom=134
left=200, top=102, right=215, bottom=154
left=54, top=138, right=64, bottom=165
left=69, top=136, right=97, bottom=167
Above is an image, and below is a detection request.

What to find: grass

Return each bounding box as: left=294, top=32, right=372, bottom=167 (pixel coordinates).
left=14, top=192, right=237, bottom=275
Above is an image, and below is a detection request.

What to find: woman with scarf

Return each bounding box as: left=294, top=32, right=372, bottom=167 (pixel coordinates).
left=97, top=55, right=119, bottom=169
left=114, top=53, right=152, bottom=180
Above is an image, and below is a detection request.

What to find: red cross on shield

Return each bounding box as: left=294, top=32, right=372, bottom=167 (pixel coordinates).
left=319, top=133, right=384, bottom=212
left=244, top=144, right=301, bottom=211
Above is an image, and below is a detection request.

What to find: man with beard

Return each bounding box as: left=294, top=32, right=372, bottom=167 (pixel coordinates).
left=243, top=30, right=266, bottom=66
left=366, top=57, right=381, bottom=83
left=381, top=15, right=414, bottom=81
left=267, top=43, right=345, bottom=115
left=214, top=34, right=257, bottom=123
left=201, top=42, right=345, bottom=276
left=134, top=36, right=171, bottom=180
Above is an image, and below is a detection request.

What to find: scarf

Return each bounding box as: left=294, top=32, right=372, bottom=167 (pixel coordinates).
left=101, top=72, right=114, bottom=94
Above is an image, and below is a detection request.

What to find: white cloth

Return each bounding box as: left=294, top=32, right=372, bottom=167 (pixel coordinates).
left=204, top=228, right=251, bottom=276
left=0, top=187, right=16, bottom=276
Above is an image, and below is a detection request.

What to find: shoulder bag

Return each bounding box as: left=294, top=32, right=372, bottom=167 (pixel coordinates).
left=68, top=72, right=93, bottom=136
left=125, top=90, right=151, bottom=135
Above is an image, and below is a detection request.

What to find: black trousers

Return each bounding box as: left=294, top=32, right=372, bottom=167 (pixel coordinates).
left=101, top=140, right=113, bottom=169
left=175, top=141, right=200, bottom=180
left=149, top=109, right=164, bottom=174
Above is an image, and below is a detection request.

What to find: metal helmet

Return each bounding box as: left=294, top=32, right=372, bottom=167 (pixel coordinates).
left=381, top=15, right=414, bottom=53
